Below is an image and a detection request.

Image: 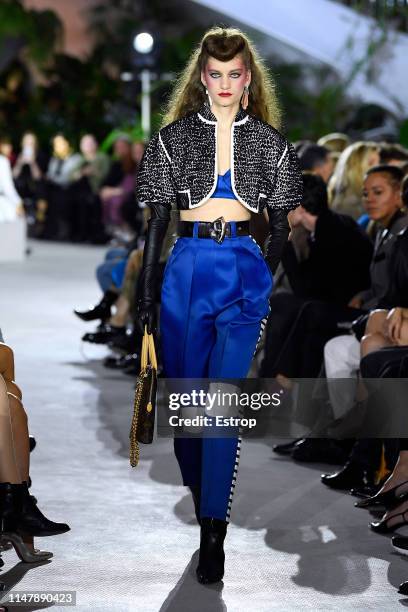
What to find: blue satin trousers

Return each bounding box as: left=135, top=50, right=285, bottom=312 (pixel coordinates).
left=160, top=221, right=273, bottom=521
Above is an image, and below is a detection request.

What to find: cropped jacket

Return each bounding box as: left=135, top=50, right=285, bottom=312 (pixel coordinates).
left=136, top=104, right=303, bottom=214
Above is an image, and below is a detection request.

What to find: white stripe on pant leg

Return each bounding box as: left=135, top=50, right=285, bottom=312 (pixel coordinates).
left=226, top=305, right=270, bottom=521
left=226, top=434, right=242, bottom=522
left=252, top=307, right=270, bottom=360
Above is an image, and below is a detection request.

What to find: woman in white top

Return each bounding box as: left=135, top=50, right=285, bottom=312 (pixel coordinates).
left=0, top=154, right=22, bottom=222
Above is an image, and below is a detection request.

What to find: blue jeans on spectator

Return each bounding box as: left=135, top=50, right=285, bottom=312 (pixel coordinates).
left=96, top=247, right=127, bottom=292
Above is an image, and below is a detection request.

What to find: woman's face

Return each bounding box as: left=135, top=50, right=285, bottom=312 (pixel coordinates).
left=22, top=133, right=37, bottom=150
left=201, top=55, right=250, bottom=110
left=53, top=135, right=70, bottom=157
left=366, top=148, right=380, bottom=169
left=363, top=173, right=401, bottom=225
left=80, top=134, right=97, bottom=156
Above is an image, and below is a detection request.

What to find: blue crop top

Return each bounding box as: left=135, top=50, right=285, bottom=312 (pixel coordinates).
left=212, top=169, right=235, bottom=200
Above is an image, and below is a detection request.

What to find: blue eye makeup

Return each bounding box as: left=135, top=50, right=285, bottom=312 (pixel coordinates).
left=208, top=71, right=243, bottom=78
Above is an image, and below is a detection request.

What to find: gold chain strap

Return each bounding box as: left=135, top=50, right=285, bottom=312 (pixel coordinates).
left=130, top=369, right=146, bottom=467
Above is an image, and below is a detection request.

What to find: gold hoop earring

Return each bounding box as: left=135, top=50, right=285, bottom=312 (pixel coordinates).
left=241, top=85, right=249, bottom=110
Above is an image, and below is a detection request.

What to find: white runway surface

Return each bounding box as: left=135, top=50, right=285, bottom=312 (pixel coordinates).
left=1, top=240, right=407, bottom=611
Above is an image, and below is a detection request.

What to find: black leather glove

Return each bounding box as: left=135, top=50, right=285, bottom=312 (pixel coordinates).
left=137, top=202, right=170, bottom=334
left=265, top=208, right=290, bottom=275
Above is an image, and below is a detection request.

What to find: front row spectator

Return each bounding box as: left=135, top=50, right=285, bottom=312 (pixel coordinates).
left=270, top=165, right=407, bottom=392
left=0, top=153, right=23, bottom=223
left=321, top=176, right=408, bottom=490
left=261, top=172, right=373, bottom=381
left=0, top=341, right=69, bottom=563
left=322, top=168, right=408, bottom=423
left=298, top=144, right=334, bottom=183
left=328, top=141, right=379, bottom=219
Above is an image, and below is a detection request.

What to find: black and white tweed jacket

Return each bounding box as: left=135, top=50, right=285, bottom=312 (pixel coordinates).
left=136, top=103, right=302, bottom=214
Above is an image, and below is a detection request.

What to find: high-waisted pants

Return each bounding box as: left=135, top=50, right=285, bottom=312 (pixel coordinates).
left=160, top=221, right=273, bottom=521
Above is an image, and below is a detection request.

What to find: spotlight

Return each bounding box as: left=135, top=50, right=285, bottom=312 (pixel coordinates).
left=133, top=32, right=154, bottom=55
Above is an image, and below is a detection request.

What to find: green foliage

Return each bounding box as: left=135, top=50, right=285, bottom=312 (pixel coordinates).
left=100, top=125, right=145, bottom=152
left=275, top=63, right=352, bottom=141
left=0, top=0, right=62, bottom=66
left=1, top=0, right=406, bottom=148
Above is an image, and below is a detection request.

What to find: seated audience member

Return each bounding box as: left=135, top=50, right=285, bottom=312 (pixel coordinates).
left=80, top=249, right=144, bottom=346
left=317, top=133, right=350, bottom=169
left=0, top=340, right=69, bottom=564
left=356, top=350, right=408, bottom=537
left=271, top=166, right=406, bottom=463
left=322, top=168, right=408, bottom=418
left=276, top=165, right=406, bottom=377
left=0, top=137, right=16, bottom=166
left=74, top=213, right=179, bottom=375
left=0, top=153, right=23, bottom=223
left=328, top=141, right=379, bottom=219
left=99, top=135, right=137, bottom=235
left=120, top=141, right=146, bottom=239
left=379, top=143, right=408, bottom=167
left=298, top=144, right=334, bottom=183
left=317, top=132, right=350, bottom=154
left=261, top=173, right=373, bottom=379
left=69, top=134, right=110, bottom=242
left=42, top=134, right=81, bottom=240
left=320, top=178, right=408, bottom=486
left=13, top=132, right=48, bottom=228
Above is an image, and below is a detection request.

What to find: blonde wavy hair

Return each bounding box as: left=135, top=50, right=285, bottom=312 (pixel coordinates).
left=328, top=141, right=379, bottom=219
left=161, top=27, right=282, bottom=129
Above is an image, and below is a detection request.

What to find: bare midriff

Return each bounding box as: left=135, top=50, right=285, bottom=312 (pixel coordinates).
left=179, top=197, right=251, bottom=222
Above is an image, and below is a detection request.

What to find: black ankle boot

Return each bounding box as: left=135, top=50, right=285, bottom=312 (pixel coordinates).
left=196, top=518, right=228, bottom=584
left=0, top=483, right=18, bottom=533
left=74, top=290, right=118, bottom=322
left=188, top=485, right=201, bottom=525
left=15, top=483, right=70, bottom=537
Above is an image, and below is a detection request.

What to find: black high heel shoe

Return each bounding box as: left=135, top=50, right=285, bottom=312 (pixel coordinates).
left=370, top=508, right=408, bottom=534
left=398, top=580, right=408, bottom=596
left=356, top=479, right=408, bottom=510
left=392, top=536, right=408, bottom=556
left=196, top=518, right=227, bottom=584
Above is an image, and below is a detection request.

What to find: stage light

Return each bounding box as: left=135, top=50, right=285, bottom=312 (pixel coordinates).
left=133, top=32, right=154, bottom=55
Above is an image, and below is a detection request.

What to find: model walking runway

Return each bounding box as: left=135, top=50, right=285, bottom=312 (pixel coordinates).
left=0, top=240, right=403, bottom=611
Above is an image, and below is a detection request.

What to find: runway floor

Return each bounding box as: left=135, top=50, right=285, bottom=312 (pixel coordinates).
left=1, top=240, right=407, bottom=611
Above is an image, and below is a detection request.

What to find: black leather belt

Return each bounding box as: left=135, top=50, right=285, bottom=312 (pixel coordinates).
left=178, top=217, right=250, bottom=244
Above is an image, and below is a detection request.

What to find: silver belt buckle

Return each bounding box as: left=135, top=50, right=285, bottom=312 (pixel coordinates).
left=210, top=216, right=227, bottom=243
